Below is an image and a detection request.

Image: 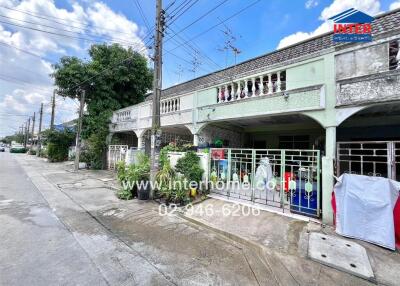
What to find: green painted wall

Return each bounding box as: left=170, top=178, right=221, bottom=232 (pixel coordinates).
left=197, top=88, right=217, bottom=107
left=286, top=59, right=325, bottom=90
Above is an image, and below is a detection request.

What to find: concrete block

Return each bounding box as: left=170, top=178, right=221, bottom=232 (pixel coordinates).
left=308, top=232, right=374, bottom=281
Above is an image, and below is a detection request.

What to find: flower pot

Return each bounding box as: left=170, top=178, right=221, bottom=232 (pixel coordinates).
left=138, top=181, right=150, bottom=200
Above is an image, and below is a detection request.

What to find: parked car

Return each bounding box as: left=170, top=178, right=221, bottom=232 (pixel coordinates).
left=10, top=143, right=26, bottom=153
left=0, top=146, right=5, bottom=152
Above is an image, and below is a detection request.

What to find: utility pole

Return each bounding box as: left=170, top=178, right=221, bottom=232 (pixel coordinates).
left=74, top=89, right=85, bottom=171
left=150, top=0, right=165, bottom=198
left=37, top=103, right=43, bottom=156
left=23, top=124, right=26, bottom=147
left=25, top=118, right=30, bottom=148
left=30, top=112, right=35, bottom=152
left=50, top=89, right=56, bottom=130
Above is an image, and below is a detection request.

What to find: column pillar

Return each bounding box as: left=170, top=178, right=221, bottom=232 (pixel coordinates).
left=267, top=74, right=273, bottom=95
left=225, top=84, right=229, bottom=101
left=193, top=134, right=199, bottom=146
left=322, top=126, right=336, bottom=224
left=251, top=78, right=256, bottom=97
left=259, top=76, right=264, bottom=95
left=244, top=80, right=249, bottom=98
left=236, top=81, right=241, bottom=100
left=137, top=135, right=144, bottom=150
left=277, top=71, right=281, bottom=92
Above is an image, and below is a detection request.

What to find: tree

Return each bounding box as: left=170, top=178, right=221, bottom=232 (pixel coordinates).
left=52, top=44, right=153, bottom=169
left=43, top=129, right=76, bottom=162
left=1, top=133, right=25, bottom=144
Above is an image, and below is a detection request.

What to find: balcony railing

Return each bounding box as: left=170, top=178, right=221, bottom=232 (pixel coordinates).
left=216, top=70, right=286, bottom=103
left=115, top=109, right=132, bottom=122
left=161, top=97, right=180, bottom=114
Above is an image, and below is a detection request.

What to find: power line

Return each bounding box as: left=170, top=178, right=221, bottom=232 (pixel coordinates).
left=0, top=41, right=56, bottom=63
left=0, top=19, right=147, bottom=50
left=165, top=25, right=221, bottom=69
left=0, top=74, right=52, bottom=92
left=165, top=0, right=228, bottom=42
left=134, top=0, right=151, bottom=32
left=167, top=0, right=194, bottom=18
left=0, top=5, right=140, bottom=38
left=168, top=0, right=261, bottom=52
left=167, top=0, right=198, bottom=26
left=0, top=13, right=145, bottom=47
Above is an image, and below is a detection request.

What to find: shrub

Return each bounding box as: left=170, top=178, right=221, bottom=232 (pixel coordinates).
left=43, top=129, right=75, bottom=162
left=115, top=153, right=150, bottom=200
left=175, top=151, right=204, bottom=183
left=47, top=143, right=68, bottom=162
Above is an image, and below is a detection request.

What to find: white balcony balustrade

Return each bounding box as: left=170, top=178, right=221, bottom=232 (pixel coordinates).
left=216, top=70, right=286, bottom=103
left=115, top=110, right=132, bottom=122
left=161, top=97, right=180, bottom=114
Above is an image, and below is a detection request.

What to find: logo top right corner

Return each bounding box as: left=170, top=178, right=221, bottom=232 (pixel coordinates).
left=329, top=8, right=374, bottom=43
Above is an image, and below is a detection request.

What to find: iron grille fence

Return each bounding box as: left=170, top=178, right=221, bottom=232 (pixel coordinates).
left=108, top=145, right=128, bottom=170
left=336, top=141, right=399, bottom=180
left=209, top=148, right=321, bottom=217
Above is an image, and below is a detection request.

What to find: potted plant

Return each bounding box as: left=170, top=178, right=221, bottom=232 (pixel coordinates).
left=175, top=151, right=204, bottom=197
left=135, top=153, right=150, bottom=200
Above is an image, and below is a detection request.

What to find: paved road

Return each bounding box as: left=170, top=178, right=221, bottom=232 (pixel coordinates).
left=0, top=152, right=108, bottom=285
left=0, top=153, right=268, bottom=286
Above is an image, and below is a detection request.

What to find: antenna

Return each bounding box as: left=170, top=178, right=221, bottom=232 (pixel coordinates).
left=174, top=64, right=184, bottom=83
left=217, top=19, right=242, bottom=68
left=188, top=51, right=201, bottom=78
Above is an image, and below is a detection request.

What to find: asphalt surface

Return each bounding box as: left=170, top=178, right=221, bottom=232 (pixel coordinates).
left=0, top=152, right=108, bottom=285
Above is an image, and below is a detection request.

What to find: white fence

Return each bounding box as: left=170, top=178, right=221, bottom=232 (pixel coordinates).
left=108, top=145, right=128, bottom=170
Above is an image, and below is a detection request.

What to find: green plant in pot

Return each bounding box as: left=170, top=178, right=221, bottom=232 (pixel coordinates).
left=156, top=160, right=176, bottom=204
left=135, top=152, right=150, bottom=200
left=175, top=151, right=204, bottom=197
left=116, top=161, right=133, bottom=200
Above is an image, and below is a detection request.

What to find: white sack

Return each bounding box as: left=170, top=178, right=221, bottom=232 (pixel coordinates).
left=334, top=174, right=399, bottom=250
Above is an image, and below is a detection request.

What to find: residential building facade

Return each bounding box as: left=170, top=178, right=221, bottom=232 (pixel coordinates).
left=109, top=9, right=400, bottom=223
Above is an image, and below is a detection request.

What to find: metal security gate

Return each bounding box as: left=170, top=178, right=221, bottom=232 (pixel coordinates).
left=108, top=145, right=128, bottom=170
left=337, top=141, right=400, bottom=180
left=209, top=148, right=321, bottom=217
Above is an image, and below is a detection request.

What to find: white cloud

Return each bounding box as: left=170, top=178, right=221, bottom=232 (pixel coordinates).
left=305, top=0, right=319, bottom=9
left=390, top=1, right=400, bottom=10
left=277, top=0, right=381, bottom=49
left=0, top=0, right=147, bottom=137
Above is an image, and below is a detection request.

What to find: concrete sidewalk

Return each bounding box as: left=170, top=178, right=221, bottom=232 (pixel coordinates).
left=11, top=154, right=400, bottom=285
left=183, top=197, right=400, bottom=286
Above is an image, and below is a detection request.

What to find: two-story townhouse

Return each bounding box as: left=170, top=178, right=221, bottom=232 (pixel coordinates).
left=109, top=9, right=400, bottom=224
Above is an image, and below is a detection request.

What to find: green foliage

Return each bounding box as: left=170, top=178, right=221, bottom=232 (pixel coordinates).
left=159, top=143, right=194, bottom=168
left=156, top=160, right=191, bottom=205
left=1, top=133, right=25, bottom=144
left=52, top=44, right=153, bottom=169
left=115, top=153, right=150, bottom=200
left=28, top=149, right=37, bottom=155
left=175, top=151, right=204, bottom=183
left=43, top=129, right=75, bottom=162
